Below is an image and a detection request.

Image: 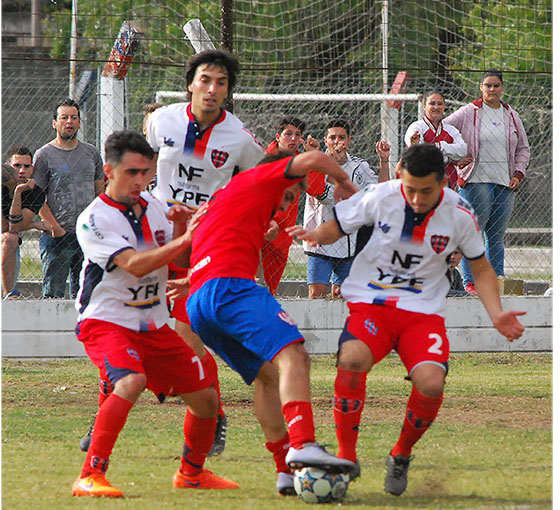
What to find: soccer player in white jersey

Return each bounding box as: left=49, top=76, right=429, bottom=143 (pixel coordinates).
left=287, top=143, right=525, bottom=496
left=72, top=131, right=237, bottom=497
left=146, top=49, right=264, bottom=456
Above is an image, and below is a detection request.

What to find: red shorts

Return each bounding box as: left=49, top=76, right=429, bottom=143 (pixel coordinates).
left=168, top=262, right=190, bottom=324
left=341, top=302, right=449, bottom=374
left=77, top=319, right=209, bottom=398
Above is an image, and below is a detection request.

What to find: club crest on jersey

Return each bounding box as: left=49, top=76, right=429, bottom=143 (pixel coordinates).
left=431, top=235, right=449, bottom=254
left=154, top=229, right=165, bottom=247
left=278, top=310, right=297, bottom=326
left=211, top=149, right=229, bottom=168
left=127, top=348, right=140, bottom=361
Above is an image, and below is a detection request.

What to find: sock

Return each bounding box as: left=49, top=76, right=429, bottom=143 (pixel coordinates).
left=333, top=368, right=367, bottom=463
left=201, top=350, right=224, bottom=418
left=180, top=410, right=217, bottom=476
left=81, top=393, right=133, bottom=478
left=282, top=400, right=315, bottom=449
left=265, top=433, right=291, bottom=473
left=391, top=385, right=443, bottom=458
left=98, top=378, right=113, bottom=407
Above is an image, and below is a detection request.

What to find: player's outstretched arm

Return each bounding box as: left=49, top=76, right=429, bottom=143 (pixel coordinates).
left=288, top=151, right=358, bottom=200
left=286, top=219, right=344, bottom=247
left=376, top=140, right=391, bottom=183
left=469, top=256, right=526, bottom=342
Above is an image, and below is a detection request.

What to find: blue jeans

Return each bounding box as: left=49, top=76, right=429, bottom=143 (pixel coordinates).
left=39, top=232, right=83, bottom=298
left=307, top=254, right=353, bottom=286
left=459, top=183, right=515, bottom=285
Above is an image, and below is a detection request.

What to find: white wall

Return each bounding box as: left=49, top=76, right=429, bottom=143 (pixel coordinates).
left=1, top=296, right=551, bottom=357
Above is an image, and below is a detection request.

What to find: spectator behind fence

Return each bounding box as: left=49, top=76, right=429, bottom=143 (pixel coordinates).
left=33, top=98, right=105, bottom=299
left=303, top=119, right=390, bottom=298
left=446, top=249, right=468, bottom=297
left=445, top=70, right=530, bottom=295
left=1, top=147, right=50, bottom=298
left=404, top=90, right=467, bottom=190
left=261, top=115, right=324, bottom=295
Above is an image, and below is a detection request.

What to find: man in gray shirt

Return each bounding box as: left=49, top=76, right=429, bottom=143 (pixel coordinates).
left=33, top=98, right=104, bottom=298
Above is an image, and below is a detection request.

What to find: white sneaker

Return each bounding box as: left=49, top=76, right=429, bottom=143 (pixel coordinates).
left=285, top=442, right=356, bottom=473
left=276, top=471, right=296, bottom=496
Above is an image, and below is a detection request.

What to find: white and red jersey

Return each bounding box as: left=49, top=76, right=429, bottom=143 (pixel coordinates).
left=75, top=191, right=173, bottom=332
left=189, top=157, right=302, bottom=294
left=334, top=179, right=484, bottom=317
left=147, top=102, right=264, bottom=210
left=405, top=117, right=467, bottom=189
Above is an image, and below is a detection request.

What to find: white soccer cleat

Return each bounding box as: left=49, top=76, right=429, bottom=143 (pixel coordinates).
left=286, top=442, right=356, bottom=474
left=276, top=471, right=296, bottom=496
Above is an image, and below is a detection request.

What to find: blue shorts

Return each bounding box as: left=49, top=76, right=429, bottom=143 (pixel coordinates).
left=307, top=254, right=353, bottom=286
left=187, top=277, right=304, bottom=384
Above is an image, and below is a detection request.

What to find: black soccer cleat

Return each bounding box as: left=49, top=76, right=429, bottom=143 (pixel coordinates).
left=79, top=413, right=97, bottom=452
left=208, top=414, right=227, bottom=457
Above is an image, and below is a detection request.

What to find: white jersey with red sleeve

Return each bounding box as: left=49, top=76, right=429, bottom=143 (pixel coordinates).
left=334, top=179, right=484, bottom=317
left=147, top=102, right=264, bottom=210
left=75, top=191, right=173, bottom=332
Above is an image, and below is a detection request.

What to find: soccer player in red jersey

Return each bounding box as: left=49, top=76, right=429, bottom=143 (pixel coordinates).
left=187, top=150, right=358, bottom=494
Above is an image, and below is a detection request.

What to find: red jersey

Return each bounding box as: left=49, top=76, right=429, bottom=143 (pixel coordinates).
left=189, top=157, right=303, bottom=294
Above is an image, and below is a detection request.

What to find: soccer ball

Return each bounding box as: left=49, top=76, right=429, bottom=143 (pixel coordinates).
left=293, top=467, right=349, bottom=504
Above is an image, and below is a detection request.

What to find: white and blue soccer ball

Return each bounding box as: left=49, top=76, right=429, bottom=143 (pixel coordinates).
left=293, top=467, right=349, bottom=504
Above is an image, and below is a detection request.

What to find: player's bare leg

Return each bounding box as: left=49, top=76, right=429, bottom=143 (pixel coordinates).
left=263, top=343, right=355, bottom=473
left=308, top=283, right=329, bottom=299
left=175, top=319, right=227, bottom=456
left=254, top=362, right=296, bottom=495
left=385, top=363, right=445, bottom=496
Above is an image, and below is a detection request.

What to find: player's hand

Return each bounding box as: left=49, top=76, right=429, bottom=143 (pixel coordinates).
left=167, top=275, right=191, bottom=300
left=492, top=310, right=526, bottom=342
left=167, top=204, right=194, bottom=224
left=376, top=140, right=391, bottom=161
left=183, top=202, right=209, bottom=241
left=264, top=219, right=279, bottom=241
left=303, top=135, right=320, bottom=152
left=409, top=131, right=421, bottom=145
left=333, top=178, right=358, bottom=202
left=286, top=225, right=319, bottom=247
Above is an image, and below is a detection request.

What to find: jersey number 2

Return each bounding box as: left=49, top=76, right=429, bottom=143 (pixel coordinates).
left=427, top=333, right=443, bottom=355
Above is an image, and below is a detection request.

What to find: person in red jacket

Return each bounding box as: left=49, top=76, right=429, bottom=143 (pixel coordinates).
left=261, top=116, right=325, bottom=295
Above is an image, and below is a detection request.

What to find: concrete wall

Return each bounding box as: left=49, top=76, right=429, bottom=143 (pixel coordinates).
left=1, top=296, right=551, bottom=357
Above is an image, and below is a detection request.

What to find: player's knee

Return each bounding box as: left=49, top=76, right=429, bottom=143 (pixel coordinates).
left=337, top=341, right=373, bottom=372
left=114, top=372, right=146, bottom=401
left=183, top=387, right=219, bottom=418
left=413, top=376, right=445, bottom=398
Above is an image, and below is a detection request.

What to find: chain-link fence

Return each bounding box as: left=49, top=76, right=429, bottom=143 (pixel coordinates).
left=2, top=0, right=552, bottom=298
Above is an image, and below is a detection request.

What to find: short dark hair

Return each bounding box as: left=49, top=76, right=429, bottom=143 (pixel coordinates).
left=143, top=103, right=163, bottom=116
left=104, top=130, right=154, bottom=165
left=276, top=116, right=306, bottom=134
left=6, top=145, right=33, bottom=161
left=482, top=69, right=503, bottom=84
left=53, top=97, right=81, bottom=120
left=185, top=49, right=239, bottom=100
left=400, top=143, right=445, bottom=181
left=422, top=90, right=445, bottom=105
left=325, top=118, right=351, bottom=137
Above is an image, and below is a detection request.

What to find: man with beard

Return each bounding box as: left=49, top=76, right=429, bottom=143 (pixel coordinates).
left=33, top=98, right=105, bottom=298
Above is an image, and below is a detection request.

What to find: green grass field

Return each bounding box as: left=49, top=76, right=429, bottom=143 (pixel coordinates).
left=2, top=353, right=551, bottom=509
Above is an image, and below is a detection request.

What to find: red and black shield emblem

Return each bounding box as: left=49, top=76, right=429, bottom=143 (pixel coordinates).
left=211, top=149, right=229, bottom=168
left=154, top=229, right=166, bottom=247
left=431, top=235, right=449, bottom=254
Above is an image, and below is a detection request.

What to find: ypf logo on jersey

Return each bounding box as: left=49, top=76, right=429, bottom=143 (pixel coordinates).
left=431, top=235, right=449, bottom=254
left=211, top=149, right=229, bottom=168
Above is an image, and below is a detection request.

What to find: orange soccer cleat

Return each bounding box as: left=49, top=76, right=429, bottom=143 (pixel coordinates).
left=72, top=473, right=123, bottom=497
left=172, top=468, right=239, bottom=490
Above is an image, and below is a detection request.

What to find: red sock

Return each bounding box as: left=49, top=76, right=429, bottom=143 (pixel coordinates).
left=81, top=393, right=133, bottom=477
left=265, top=433, right=291, bottom=473
left=180, top=410, right=217, bottom=476
left=98, top=378, right=113, bottom=407
left=282, top=401, right=315, bottom=449
left=201, top=350, right=224, bottom=418
left=333, top=368, right=367, bottom=463
left=391, top=385, right=443, bottom=457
